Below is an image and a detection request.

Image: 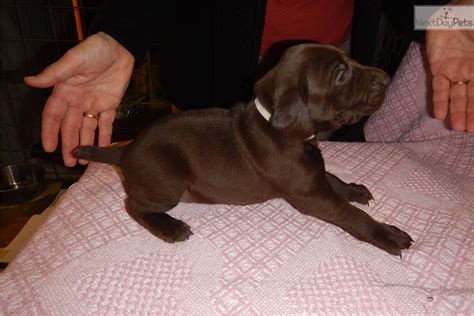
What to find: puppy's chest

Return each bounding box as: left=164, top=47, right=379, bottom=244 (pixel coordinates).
left=251, top=144, right=322, bottom=178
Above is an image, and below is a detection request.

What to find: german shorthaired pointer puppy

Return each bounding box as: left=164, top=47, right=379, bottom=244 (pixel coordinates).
left=76, top=44, right=413, bottom=256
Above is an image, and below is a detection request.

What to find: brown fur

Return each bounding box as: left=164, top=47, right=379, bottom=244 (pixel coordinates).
left=76, top=44, right=413, bottom=256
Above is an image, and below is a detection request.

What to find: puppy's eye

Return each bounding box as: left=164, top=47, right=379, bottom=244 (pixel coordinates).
left=336, top=69, right=346, bottom=84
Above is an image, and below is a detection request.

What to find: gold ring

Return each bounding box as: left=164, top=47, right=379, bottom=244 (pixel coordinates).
left=451, top=80, right=470, bottom=86
left=83, top=112, right=98, bottom=119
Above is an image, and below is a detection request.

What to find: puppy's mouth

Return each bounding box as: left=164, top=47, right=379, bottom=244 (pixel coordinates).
left=313, top=120, right=337, bottom=132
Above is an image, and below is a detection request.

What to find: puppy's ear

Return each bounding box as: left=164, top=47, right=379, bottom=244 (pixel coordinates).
left=270, top=88, right=314, bottom=138
left=255, top=71, right=313, bottom=138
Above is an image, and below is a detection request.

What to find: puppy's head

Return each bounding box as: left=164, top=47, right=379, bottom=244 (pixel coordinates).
left=255, top=43, right=390, bottom=139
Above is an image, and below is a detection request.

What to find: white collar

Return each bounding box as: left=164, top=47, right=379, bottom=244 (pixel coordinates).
left=254, top=98, right=316, bottom=140
left=255, top=98, right=272, bottom=122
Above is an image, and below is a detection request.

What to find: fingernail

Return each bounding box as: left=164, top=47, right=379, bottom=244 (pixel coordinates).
left=78, top=159, right=89, bottom=165
left=64, top=158, right=77, bottom=167
left=452, top=124, right=465, bottom=132
left=43, top=144, right=54, bottom=152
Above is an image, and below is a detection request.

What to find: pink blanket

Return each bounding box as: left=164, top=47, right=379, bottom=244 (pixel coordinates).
left=1, top=43, right=473, bottom=314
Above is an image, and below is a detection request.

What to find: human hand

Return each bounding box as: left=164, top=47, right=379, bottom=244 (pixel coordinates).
left=425, top=3, right=474, bottom=133
left=24, top=32, right=134, bottom=166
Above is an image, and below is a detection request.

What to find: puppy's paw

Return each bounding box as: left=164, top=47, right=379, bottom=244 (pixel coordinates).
left=346, top=183, right=373, bottom=205
left=145, top=214, right=193, bottom=243
left=370, top=223, right=414, bottom=257
left=158, top=218, right=193, bottom=243
left=161, top=220, right=193, bottom=243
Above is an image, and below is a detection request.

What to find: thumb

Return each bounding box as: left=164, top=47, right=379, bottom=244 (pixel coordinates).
left=24, top=50, right=82, bottom=88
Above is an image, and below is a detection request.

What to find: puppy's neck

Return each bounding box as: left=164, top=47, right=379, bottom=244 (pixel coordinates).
left=254, top=98, right=316, bottom=140
left=254, top=98, right=271, bottom=122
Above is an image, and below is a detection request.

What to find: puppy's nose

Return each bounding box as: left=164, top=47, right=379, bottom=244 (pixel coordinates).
left=380, top=72, right=390, bottom=86
left=372, top=71, right=390, bottom=87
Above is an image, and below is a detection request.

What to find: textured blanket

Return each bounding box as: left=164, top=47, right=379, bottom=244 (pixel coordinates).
left=1, top=43, right=473, bottom=315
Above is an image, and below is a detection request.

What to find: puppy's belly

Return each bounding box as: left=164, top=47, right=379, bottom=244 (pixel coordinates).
left=178, top=189, right=272, bottom=205
left=178, top=190, right=243, bottom=204
left=179, top=190, right=202, bottom=203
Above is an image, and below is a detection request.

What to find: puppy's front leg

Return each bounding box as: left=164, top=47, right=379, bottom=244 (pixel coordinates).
left=290, top=192, right=413, bottom=256
left=326, top=172, right=373, bottom=205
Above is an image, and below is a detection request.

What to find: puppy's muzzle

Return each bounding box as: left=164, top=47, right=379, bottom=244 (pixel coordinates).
left=367, top=70, right=390, bottom=110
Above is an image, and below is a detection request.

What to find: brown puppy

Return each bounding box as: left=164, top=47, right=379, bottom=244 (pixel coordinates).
left=76, top=44, right=413, bottom=256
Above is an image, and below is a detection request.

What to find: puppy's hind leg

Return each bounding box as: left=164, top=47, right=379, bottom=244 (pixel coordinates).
left=126, top=198, right=193, bottom=243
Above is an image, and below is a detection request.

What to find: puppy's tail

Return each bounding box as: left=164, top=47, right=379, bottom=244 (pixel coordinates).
left=74, top=145, right=126, bottom=165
